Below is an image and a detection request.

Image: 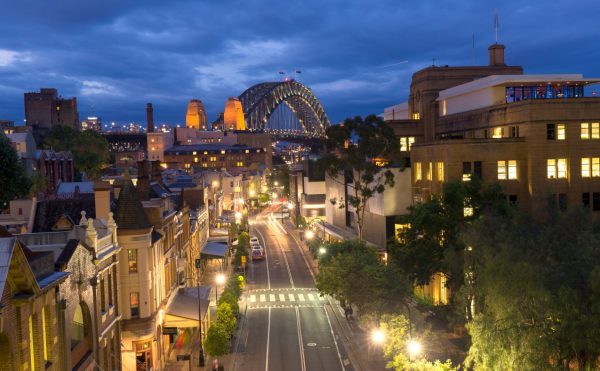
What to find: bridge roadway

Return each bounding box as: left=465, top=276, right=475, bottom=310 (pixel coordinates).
left=231, top=206, right=351, bottom=371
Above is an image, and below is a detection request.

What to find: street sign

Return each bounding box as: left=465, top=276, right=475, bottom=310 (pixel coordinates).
left=241, top=256, right=246, bottom=265
left=195, top=259, right=201, bottom=269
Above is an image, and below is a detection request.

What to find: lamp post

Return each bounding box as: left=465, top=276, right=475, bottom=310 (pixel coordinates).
left=194, top=261, right=205, bottom=367
left=407, top=339, right=422, bottom=360
left=215, top=273, right=226, bottom=303
left=304, top=230, right=314, bottom=240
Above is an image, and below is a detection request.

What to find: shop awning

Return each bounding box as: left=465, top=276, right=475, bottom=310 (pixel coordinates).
left=201, top=242, right=228, bottom=258
left=164, top=287, right=211, bottom=328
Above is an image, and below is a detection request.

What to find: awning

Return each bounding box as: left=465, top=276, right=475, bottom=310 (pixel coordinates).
left=201, top=242, right=228, bottom=258
left=164, top=287, right=211, bottom=328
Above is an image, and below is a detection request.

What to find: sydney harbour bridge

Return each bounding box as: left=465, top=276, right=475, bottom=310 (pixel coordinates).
left=238, top=80, right=330, bottom=139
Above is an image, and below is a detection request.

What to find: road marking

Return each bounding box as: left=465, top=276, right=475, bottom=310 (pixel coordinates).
left=265, top=307, right=271, bottom=371
left=279, top=294, right=286, bottom=302
left=295, top=307, right=307, bottom=371
left=269, top=294, right=276, bottom=302
left=250, top=295, right=256, bottom=303
left=324, top=306, right=346, bottom=371
left=307, top=293, right=315, bottom=301
left=298, top=293, right=305, bottom=302
left=254, top=227, right=271, bottom=289
left=289, top=294, right=296, bottom=302
left=285, top=221, right=316, bottom=280
left=260, top=294, right=266, bottom=302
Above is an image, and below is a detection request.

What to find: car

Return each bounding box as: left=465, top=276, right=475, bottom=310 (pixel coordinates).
left=251, top=244, right=263, bottom=253
left=250, top=236, right=259, bottom=244
left=251, top=249, right=265, bottom=261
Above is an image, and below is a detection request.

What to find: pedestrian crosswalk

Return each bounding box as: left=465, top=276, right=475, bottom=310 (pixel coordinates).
left=246, top=288, right=327, bottom=309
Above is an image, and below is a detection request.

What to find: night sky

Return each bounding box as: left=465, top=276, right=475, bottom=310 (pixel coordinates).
left=1, top=0, right=599, bottom=126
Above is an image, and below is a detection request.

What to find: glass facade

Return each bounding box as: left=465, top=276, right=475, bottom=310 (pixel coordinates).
left=505, top=85, right=584, bottom=103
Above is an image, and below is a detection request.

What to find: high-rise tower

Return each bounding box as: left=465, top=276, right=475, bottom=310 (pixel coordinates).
left=186, top=99, right=207, bottom=130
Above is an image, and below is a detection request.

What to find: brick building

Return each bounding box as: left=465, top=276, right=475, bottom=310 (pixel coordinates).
left=24, top=88, right=80, bottom=144
left=34, top=149, right=75, bottom=195
left=164, top=144, right=267, bottom=172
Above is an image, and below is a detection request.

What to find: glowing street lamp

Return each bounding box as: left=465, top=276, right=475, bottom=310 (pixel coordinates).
left=274, top=181, right=279, bottom=186
left=249, top=189, right=256, bottom=197
left=215, top=273, right=226, bottom=302
left=287, top=202, right=294, bottom=210
left=272, top=192, right=278, bottom=200
left=371, top=329, right=385, bottom=345
left=318, top=246, right=327, bottom=255
left=235, top=211, right=242, bottom=223
left=212, top=181, right=219, bottom=188
left=407, top=339, right=422, bottom=359
left=305, top=230, right=314, bottom=240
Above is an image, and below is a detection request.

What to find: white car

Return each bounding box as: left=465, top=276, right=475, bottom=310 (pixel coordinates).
left=251, top=243, right=264, bottom=253
left=250, top=236, right=259, bottom=244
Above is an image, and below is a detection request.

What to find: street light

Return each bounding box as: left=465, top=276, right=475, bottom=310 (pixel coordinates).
left=215, top=273, right=226, bottom=302
left=371, top=329, right=385, bottom=345
left=318, top=246, right=327, bottom=255
left=235, top=211, right=242, bottom=223
left=407, top=339, right=422, bottom=359
left=249, top=189, right=256, bottom=197
left=274, top=181, right=279, bottom=186
left=305, top=230, right=314, bottom=240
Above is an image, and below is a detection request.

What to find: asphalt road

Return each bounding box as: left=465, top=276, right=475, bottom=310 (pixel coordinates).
left=231, top=205, right=351, bottom=371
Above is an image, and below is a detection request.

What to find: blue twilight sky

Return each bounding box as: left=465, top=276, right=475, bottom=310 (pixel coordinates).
left=0, top=0, right=599, bottom=126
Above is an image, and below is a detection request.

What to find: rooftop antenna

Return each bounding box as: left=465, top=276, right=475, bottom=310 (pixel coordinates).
left=494, top=9, right=499, bottom=44
left=471, top=33, right=475, bottom=65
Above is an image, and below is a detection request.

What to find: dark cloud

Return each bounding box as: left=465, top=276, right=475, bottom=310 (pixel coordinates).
left=0, top=0, right=599, bottom=125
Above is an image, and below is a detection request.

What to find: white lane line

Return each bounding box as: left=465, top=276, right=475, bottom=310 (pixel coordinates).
left=307, top=293, right=315, bottom=301
left=285, top=222, right=316, bottom=280
left=295, top=307, right=307, bottom=371
left=324, top=306, right=346, bottom=371
left=298, top=293, right=305, bottom=302
left=269, top=294, right=276, bottom=302
left=288, top=294, right=296, bottom=302
left=273, top=229, right=294, bottom=288
left=250, top=295, right=256, bottom=303
left=279, top=294, right=286, bottom=302
left=254, top=226, right=271, bottom=290
left=260, top=294, right=266, bottom=302
left=265, top=307, right=271, bottom=371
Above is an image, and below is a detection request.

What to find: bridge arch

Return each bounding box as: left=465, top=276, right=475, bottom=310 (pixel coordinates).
left=238, top=81, right=330, bottom=138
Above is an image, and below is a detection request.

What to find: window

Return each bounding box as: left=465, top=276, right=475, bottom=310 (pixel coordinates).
left=510, top=126, right=519, bottom=138
left=128, top=249, right=138, bottom=273
left=130, top=292, right=140, bottom=318
left=194, top=157, right=198, bottom=163
left=414, top=162, right=422, bottom=181
left=580, top=157, right=600, bottom=178
left=210, top=156, right=217, bottom=162
left=474, top=161, right=482, bottom=179
left=582, top=158, right=591, bottom=178
left=236, top=162, right=244, bottom=167
left=394, top=223, right=410, bottom=243
left=547, top=159, right=567, bottom=179
left=462, top=162, right=472, bottom=181
left=582, top=193, right=590, bottom=208
left=492, top=127, right=503, bottom=139
left=558, top=193, right=567, bottom=211
left=594, top=123, right=600, bottom=139
left=437, top=162, right=444, bottom=181
left=508, top=194, right=518, bottom=205
left=400, top=137, right=415, bottom=152
left=594, top=192, right=600, bottom=211
left=426, top=163, right=433, bottom=181
left=581, top=123, right=589, bottom=139
left=497, top=161, right=507, bottom=180
left=498, top=160, right=517, bottom=179
left=411, top=112, right=420, bottom=120
left=547, top=124, right=555, bottom=140
left=581, top=123, right=599, bottom=139
left=557, top=124, right=566, bottom=140
left=100, top=276, right=106, bottom=312
left=463, top=206, right=474, bottom=217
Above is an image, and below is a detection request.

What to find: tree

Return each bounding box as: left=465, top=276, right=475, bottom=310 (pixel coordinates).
left=216, top=302, right=237, bottom=335
left=28, top=170, right=47, bottom=197
left=320, top=115, right=400, bottom=240
left=463, top=209, right=600, bottom=370
left=233, top=231, right=250, bottom=267
left=315, top=240, right=411, bottom=316
left=0, top=134, right=31, bottom=210
left=203, top=323, right=230, bottom=357
left=379, top=314, right=457, bottom=371
left=218, top=289, right=240, bottom=316
left=44, top=125, right=109, bottom=180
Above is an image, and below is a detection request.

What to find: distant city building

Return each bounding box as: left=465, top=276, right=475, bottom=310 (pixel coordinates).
left=147, top=131, right=174, bottom=161
left=24, top=88, right=80, bottom=144
left=186, top=99, right=208, bottom=130
left=223, top=98, right=245, bottom=130
left=163, top=144, right=267, bottom=172
left=81, top=116, right=102, bottom=131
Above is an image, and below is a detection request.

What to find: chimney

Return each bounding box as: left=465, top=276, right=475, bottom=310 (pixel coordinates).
left=136, top=160, right=151, bottom=201
left=146, top=103, right=154, bottom=133
left=93, top=181, right=112, bottom=222
left=488, top=44, right=506, bottom=66
left=151, top=161, right=162, bottom=183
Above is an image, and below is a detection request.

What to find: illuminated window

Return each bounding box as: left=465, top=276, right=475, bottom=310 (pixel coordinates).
left=236, top=162, right=244, bottom=167
left=498, top=160, right=518, bottom=180
left=582, top=158, right=590, bottom=178
left=184, top=163, right=191, bottom=169
left=400, top=137, right=415, bottom=152
left=463, top=206, right=473, bottom=217
left=508, top=160, right=517, bottom=179
left=29, top=315, right=36, bottom=370
left=202, top=163, right=207, bottom=168
left=414, top=162, right=422, bottom=181
left=547, top=158, right=567, bottom=179
left=193, top=151, right=197, bottom=155
left=557, top=124, right=566, bottom=140
left=593, top=123, right=600, bottom=139
left=462, top=162, right=472, bottom=182
left=204, top=151, right=208, bottom=155
left=437, top=162, right=444, bottom=181
left=130, top=292, right=140, bottom=318
left=411, top=112, right=420, bottom=120
left=442, top=100, right=447, bottom=115
left=492, top=127, right=503, bottom=138
left=581, top=123, right=590, bottom=139
left=210, top=156, right=217, bottom=162
left=594, top=158, right=600, bottom=177
left=394, top=223, right=410, bottom=243
left=221, top=150, right=226, bottom=154
left=128, top=249, right=137, bottom=273
left=42, top=306, right=49, bottom=362
left=498, top=161, right=507, bottom=180
left=583, top=157, right=600, bottom=178
left=194, top=157, right=199, bottom=163
left=245, top=149, right=250, bottom=153
left=426, top=163, right=433, bottom=180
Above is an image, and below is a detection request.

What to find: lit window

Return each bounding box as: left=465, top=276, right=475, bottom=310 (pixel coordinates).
left=498, top=160, right=507, bottom=180
left=236, top=162, right=243, bottom=167
left=400, top=137, right=415, bottom=152
left=245, top=150, right=249, bottom=153
left=221, top=150, right=226, bottom=154
left=426, top=163, right=432, bottom=180
left=593, top=123, right=600, bottom=139
left=463, top=207, right=474, bottom=217
left=548, top=158, right=568, bottom=179
left=582, top=158, right=590, bottom=178
left=130, top=292, right=140, bottom=318
left=508, top=160, right=517, bottom=179
left=499, top=160, right=518, bottom=180
left=128, top=249, right=137, bottom=273
left=210, top=156, right=216, bottom=162
left=492, top=127, right=503, bottom=139
left=594, top=158, right=600, bottom=177
left=414, top=162, right=422, bottom=181
left=394, top=223, right=410, bottom=243
left=193, top=151, right=197, bottom=155
left=411, top=112, right=420, bottom=120
left=437, top=162, right=444, bottom=181
left=204, top=151, right=208, bottom=155
left=557, top=124, right=566, bottom=140
left=184, top=163, right=191, bottom=169
left=442, top=100, right=447, bottom=115
left=581, top=123, right=590, bottom=139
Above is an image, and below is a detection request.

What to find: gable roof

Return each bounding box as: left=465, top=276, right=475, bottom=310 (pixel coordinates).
left=114, top=178, right=152, bottom=230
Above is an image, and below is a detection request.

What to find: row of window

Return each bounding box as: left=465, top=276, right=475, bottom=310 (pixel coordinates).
left=547, top=192, right=600, bottom=212
left=547, top=123, right=600, bottom=140
left=414, top=162, right=445, bottom=181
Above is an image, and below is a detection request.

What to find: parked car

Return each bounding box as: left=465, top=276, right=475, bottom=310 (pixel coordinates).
left=250, top=236, right=259, bottom=244
left=251, top=249, right=265, bottom=261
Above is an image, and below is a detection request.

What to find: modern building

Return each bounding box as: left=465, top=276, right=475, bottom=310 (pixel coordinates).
left=289, top=159, right=326, bottom=222
left=163, top=144, right=267, bottom=172
left=24, top=88, right=80, bottom=144
left=186, top=99, right=208, bottom=130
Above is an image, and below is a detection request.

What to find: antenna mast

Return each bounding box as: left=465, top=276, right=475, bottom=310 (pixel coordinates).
left=494, top=9, right=499, bottom=43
